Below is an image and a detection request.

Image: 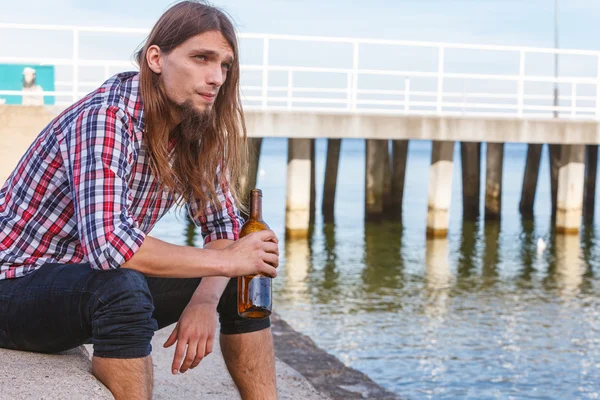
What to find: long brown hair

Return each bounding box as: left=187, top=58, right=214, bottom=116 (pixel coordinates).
left=135, top=0, right=247, bottom=216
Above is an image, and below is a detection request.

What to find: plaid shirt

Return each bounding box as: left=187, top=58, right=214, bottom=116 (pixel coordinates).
left=0, top=72, right=243, bottom=280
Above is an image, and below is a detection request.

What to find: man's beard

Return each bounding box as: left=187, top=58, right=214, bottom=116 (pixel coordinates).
left=175, top=99, right=215, bottom=144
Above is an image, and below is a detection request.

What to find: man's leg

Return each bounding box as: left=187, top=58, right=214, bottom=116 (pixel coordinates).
left=220, top=328, right=277, bottom=400
left=92, top=356, right=153, bottom=400
left=216, top=278, right=277, bottom=399
left=0, top=263, right=157, bottom=400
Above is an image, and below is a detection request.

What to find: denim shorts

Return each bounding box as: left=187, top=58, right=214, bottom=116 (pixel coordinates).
left=0, top=262, right=270, bottom=358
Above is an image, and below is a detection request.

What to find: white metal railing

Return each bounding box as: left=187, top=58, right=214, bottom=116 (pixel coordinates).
left=1, top=23, right=600, bottom=120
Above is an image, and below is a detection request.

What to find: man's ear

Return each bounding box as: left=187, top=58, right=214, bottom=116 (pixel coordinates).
left=146, top=45, right=163, bottom=74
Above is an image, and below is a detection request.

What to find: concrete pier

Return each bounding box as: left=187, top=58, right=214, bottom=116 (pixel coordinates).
left=322, top=139, right=342, bottom=222
left=390, top=140, right=409, bottom=220
left=461, top=142, right=481, bottom=221
left=241, top=137, right=263, bottom=219
left=520, top=144, right=543, bottom=219
left=365, top=139, right=388, bottom=221
left=286, top=139, right=313, bottom=239
left=309, top=139, right=316, bottom=225
left=549, top=144, right=562, bottom=217
left=556, top=145, right=586, bottom=235
left=427, top=141, right=455, bottom=238
left=584, top=145, right=598, bottom=223
left=485, top=143, right=504, bottom=221
left=382, top=141, right=393, bottom=214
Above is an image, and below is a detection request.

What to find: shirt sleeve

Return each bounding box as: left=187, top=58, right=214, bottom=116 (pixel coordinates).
left=187, top=166, right=245, bottom=246
left=64, top=105, right=146, bottom=270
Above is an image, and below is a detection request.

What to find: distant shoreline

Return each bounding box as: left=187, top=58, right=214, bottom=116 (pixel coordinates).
left=271, top=313, right=402, bottom=400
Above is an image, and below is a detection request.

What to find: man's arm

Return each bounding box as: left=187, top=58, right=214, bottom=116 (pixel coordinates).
left=121, top=234, right=278, bottom=278
left=188, top=239, right=234, bottom=305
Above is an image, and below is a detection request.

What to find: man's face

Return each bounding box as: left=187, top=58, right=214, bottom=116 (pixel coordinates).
left=157, top=30, right=234, bottom=115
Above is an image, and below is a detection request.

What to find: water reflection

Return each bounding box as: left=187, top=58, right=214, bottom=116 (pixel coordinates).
left=482, top=222, right=500, bottom=287
left=425, top=237, right=453, bottom=317
left=185, top=214, right=197, bottom=247
left=518, top=218, right=537, bottom=284
left=362, top=221, right=404, bottom=292
left=321, top=223, right=340, bottom=293
left=554, top=234, right=584, bottom=299
left=581, top=225, right=596, bottom=284
left=283, top=236, right=311, bottom=304
left=456, top=221, right=480, bottom=288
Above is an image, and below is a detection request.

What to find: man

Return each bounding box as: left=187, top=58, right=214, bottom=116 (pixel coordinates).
left=21, top=66, right=45, bottom=106
left=0, top=2, right=280, bottom=399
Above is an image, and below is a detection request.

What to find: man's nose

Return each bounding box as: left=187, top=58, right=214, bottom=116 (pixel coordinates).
left=206, top=64, right=225, bottom=87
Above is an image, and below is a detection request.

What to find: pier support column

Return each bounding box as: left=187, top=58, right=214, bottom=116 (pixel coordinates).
left=461, top=142, right=481, bottom=221
left=286, top=139, right=312, bottom=239
left=390, top=140, right=409, bottom=221
left=382, top=141, right=392, bottom=214
left=556, top=145, right=585, bottom=235
left=519, top=143, right=542, bottom=219
left=241, top=138, right=263, bottom=220
left=309, top=139, right=316, bottom=225
left=427, top=141, right=455, bottom=238
left=365, top=139, right=387, bottom=221
left=549, top=144, right=562, bottom=218
left=322, top=139, right=342, bottom=223
left=485, top=143, right=504, bottom=221
left=584, top=145, right=598, bottom=223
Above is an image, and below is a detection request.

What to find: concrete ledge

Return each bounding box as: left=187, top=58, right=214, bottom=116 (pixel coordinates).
left=0, top=346, right=113, bottom=399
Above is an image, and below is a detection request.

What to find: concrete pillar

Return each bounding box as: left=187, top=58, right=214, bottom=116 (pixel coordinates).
left=484, top=143, right=504, bottom=221
left=390, top=140, right=409, bottom=220
left=365, top=139, right=387, bottom=221
left=584, top=145, right=598, bottom=223
left=322, top=139, right=341, bottom=223
left=556, top=145, right=585, bottom=234
left=427, top=141, right=454, bottom=238
left=520, top=144, right=543, bottom=219
left=549, top=144, right=562, bottom=218
left=309, top=139, right=316, bottom=225
left=241, top=138, right=263, bottom=220
left=286, top=139, right=312, bottom=239
left=461, top=142, right=481, bottom=221
left=382, top=141, right=392, bottom=214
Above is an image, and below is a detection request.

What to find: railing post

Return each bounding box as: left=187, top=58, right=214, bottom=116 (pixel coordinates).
left=262, top=37, right=269, bottom=109
left=436, top=46, right=445, bottom=113
left=404, top=77, right=410, bottom=114
left=518, top=50, right=525, bottom=117
left=352, top=41, right=359, bottom=111
left=72, top=28, right=79, bottom=102
left=346, top=72, right=352, bottom=110
left=287, top=70, right=293, bottom=110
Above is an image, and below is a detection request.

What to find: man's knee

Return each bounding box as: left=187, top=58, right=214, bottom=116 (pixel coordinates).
left=90, top=268, right=157, bottom=358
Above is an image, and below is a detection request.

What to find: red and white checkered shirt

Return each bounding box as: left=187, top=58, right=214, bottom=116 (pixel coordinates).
left=0, top=72, right=243, bottom=280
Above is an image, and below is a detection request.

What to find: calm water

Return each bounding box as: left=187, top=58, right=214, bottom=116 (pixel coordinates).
left=152, top=138, right=600, bottom=399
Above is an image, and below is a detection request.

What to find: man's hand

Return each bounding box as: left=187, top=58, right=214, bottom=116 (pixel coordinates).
left=163, top=301, right=218, bottom=374
left=221, top=230, right=279, bottom=278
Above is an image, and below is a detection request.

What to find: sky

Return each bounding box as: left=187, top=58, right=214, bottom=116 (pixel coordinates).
left=2, top=0, right=600, bottom=49
left=1, top=0, right=600, bottom=112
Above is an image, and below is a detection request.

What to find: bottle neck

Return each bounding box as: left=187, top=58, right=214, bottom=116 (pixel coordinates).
left=249, top=193, right=263, bottom=221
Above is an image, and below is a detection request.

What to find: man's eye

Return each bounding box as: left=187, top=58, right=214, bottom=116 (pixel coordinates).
left=195, top=55, right=207, bottom=61
left=222, top=63, right=232, bottom=70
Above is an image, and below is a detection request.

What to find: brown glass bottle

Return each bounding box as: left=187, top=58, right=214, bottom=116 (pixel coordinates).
left=237, top=189, right=272, bottom=319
